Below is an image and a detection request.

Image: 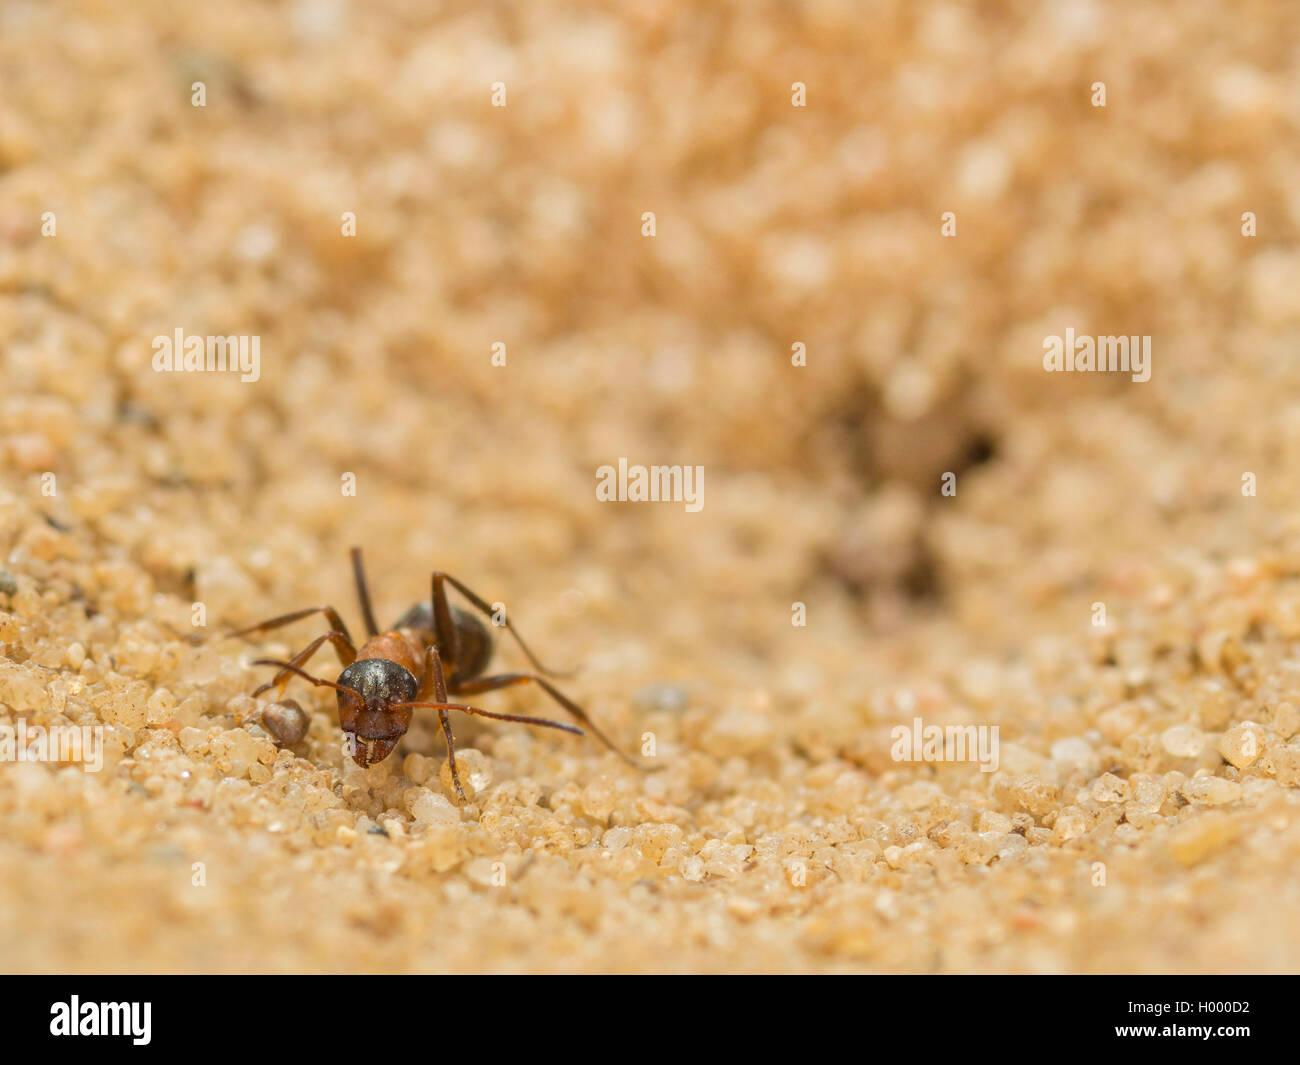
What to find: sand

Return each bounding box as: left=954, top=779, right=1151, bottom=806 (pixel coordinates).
left=2, top=0, right=1300, bottom=973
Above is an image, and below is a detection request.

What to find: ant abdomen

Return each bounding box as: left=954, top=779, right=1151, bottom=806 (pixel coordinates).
left=394, top=600, right=493, bottom=683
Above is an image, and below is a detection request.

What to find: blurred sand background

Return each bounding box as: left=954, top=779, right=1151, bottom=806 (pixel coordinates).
left=2, top=0, right=1300, bottom=972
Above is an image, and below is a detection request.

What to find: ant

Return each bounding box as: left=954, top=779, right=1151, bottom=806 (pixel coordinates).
left=231, top=548, right=634, bottom=800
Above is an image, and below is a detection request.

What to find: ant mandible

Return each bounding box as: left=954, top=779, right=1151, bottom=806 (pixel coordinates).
left=231, top=548, right=634, bottom=800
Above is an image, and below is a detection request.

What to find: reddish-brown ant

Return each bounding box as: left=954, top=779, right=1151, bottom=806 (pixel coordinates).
left=231, top=548, right=633, bottom=799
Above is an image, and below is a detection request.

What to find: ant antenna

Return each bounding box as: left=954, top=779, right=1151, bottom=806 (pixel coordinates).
left=250, top=658, right=363, bottom=700
left=351, top=547, right=381, bottom=638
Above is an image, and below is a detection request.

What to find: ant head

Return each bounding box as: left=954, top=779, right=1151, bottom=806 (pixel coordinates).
left=336, top=658, right=418, bottom=767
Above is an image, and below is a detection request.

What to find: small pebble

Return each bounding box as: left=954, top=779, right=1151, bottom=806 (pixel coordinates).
left=1161, top=724, right=1207, bottom=758
left=439, top=748, right=492, bottom=801
left=262, top=700, right=309, bottom=746
left=1218, top=723, right=1265, bottom=769
left=406, top=787, right=460, bottom=825
left=1181, top=776, right=1243, bottom=805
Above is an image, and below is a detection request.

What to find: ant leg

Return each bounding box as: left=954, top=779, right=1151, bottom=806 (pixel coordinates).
left=249, top=659, right=362, bottom=699
left=431, top=571, right=575, bottom=678
left=251, top=630, right=356, bottom=698
left=422, top=642, right=452, bottom=702
left=423, top=645, right=466, bottom=803
left=228, top=605, right=354, bottom=647
left=416, top=646, right=581, bottom=734
left=395, top=700, right=584, bottom=736
left=428, top=573, right=462, bottom=669
left=350, top=547, right=380, bottom=639
left=451, top=672, right=635, bottom=765
left=404, top=648, right=585, bottom=772
left=438, top=708, right=466, bottom=803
